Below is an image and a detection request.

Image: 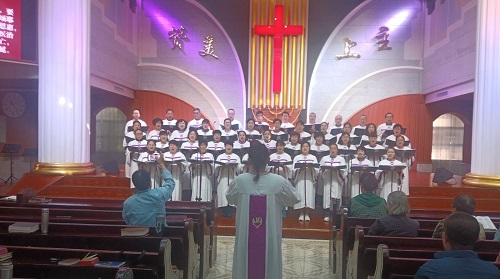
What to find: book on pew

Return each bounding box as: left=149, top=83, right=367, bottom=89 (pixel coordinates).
left=8, top=222, right=40, bottom=233
left=94, top=261, right=126, bottom=268
left=475, top=216, right=497, bottom=230
left=0, top=252, right=12, bottom=263
left=58, top=258, right=80, bottom=266
left=0, top=195, right=16, bottom=202
left=78, top=254, right=99, bottom=267
left=121, top=227, right=150, bottom=237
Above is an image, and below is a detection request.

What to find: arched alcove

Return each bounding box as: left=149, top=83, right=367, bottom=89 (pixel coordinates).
left=432, top=113, right=468, bottom=175
left=95, top=107, right=127, bottom=166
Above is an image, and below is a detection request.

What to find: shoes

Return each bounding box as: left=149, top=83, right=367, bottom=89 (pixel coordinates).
left=324, top=217, right=330, bottom=222
left=298, top=214, right=305, bottom=221
left=304, top=215, right=310, bottom=222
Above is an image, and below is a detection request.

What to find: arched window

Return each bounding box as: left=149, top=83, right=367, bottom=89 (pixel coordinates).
left=95, top=107, right=126, bottom=165
left=432, top=113, right=464, bottom=161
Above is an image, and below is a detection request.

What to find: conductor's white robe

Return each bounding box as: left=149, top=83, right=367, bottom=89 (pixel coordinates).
left=226, top=173, right=300, bottom=279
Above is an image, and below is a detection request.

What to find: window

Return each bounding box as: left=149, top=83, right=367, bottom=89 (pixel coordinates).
left=431, top=113, right=464, bottom=161
left=95, top=107, right=126, bottom=165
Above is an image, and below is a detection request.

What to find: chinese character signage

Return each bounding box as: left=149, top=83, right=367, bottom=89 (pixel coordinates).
left=0, top=0, right=21, bottom=60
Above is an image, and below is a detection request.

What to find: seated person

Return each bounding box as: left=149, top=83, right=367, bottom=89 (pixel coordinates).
left=348, top=172, right=388, bottom=218
left=368, top=191, right=419, bottom=237
left=122, top=156, right=175, bottom=226
left=415, top=212, right=500, bottom=279
left=432, top=194, right=486, bottom=240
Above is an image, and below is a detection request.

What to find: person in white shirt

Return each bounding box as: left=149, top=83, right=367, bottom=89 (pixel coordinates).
left=233, top=131, right=250, bottom=159
left=215, top=141, right=241, bottom=217
left=227, top=108, right=242, bottom=131
left=187, top=108, right=204, bottom=130
left=384, top=124, right=411, bottom=148
left=295, top=121, right=311, bottom=143
left=180, top=130, right=200, bottom=160
left=124, top=109, right=147, bottom=135
left=284, top=131, right=301, bottom=160
left=255, top=110, right=270, bottom=133
left=349, top=146, right=374, bottom=198
left=377, top=147, right=405, bottom=200
left=316, top=121, right=334, bottom=146
left=137, top=140, right=162, bottom=188
left=197, top=119, right=213, bottom=142
left=163, top=140, right=186, bottom=201
left=306, top=112, right=318, bottom=134
left=155, top=130, right=169, bottom=152
left=270, top=118, right=286, bottom=141
left=293, top=142, right=318, bottom=221
left=245, top=118, right=262, bottom=140
left=162, top=108, right=177, bottom=127
left=169, top=119, right=188, bottom=143
left=329, top=114, right=343, bottom=135
left=360, top=123, right=380, bottom=145
left=190, top=140, right=214, bottom=202
left=319, top=143, right=346, bottom=221
left=364, top=133, right=386, bottom=166
left=269, top=140, right=293, bottom=219
left=394, top=135, right=414, bottom=196
left=281, top=111, right=295, bottom=129
left=260, top=130, right=277, bottom=153
left=353, top=114, right=367, bottom=133
left=377, top=112, right=395, bottom=140
left=127, top=129, right=148, bottom=187
left=221, top=118, right=237, bottom=141
left=147, top=118, right=164, bottom=141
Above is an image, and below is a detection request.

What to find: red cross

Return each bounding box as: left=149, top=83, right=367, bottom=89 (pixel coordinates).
left=254, top=5, right=303, bottom=93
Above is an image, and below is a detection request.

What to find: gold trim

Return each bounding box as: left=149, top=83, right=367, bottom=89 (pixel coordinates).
left=34, top=162, right=96, bottom=175
left=463, top=173, right=500, bottom=188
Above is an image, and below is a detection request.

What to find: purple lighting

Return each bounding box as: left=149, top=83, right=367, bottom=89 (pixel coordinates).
left=384, top=9, right=412, bottom=31
left=143, top=0, right=182, bottom=37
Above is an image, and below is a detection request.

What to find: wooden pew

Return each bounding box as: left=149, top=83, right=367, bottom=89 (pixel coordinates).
left=370, top=244, right=500, bottom=279
left=0, top=204, right=210, bottom=278
left=1, top=194, right=219, bottom=268
left=3, top=244, right=165, bottom=279
left=0, top=220, right=197, bottom=279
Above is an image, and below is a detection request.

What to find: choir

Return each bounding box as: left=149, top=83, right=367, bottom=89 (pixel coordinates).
left=123, top=109, right=416, bottom=221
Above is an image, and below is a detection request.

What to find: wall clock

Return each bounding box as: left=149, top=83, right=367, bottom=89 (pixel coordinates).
left=2, top=92, right=26, bottom=118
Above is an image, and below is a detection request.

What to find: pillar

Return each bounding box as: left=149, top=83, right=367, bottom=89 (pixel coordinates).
left=463, top=0, right=500, bottom=187
left=35, top=0, right=94, bottom=175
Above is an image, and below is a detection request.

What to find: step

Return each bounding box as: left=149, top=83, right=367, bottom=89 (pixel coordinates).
left=38, top=185, right=132, bottom=200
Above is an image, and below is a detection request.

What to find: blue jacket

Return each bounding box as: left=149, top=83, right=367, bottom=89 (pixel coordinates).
left=122, top=169, right=175, bottom=226
left=414, top=250, right=500, bottom=279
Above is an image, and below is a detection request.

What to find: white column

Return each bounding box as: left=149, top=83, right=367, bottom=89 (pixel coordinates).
left=38, top=0, right=91, bottom=164
left=470, top=0, right=500, bottom=176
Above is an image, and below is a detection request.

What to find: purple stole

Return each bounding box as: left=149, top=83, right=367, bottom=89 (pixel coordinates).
left=248, top=195, right=267, bottom=278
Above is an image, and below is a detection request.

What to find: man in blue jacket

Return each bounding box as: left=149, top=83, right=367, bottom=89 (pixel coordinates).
left=122, top=156, right=175, bottom=226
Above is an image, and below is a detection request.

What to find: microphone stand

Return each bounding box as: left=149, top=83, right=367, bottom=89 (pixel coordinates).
left=196, top=153, right=203, bottom=202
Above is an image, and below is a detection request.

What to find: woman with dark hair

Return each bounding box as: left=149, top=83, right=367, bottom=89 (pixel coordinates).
left=147, top=118, right=164, bottom=141
left=169, top=119, right=188, bottom=143
left=348, top=172, right=388, bottom=218
left=293, top=142, right=318, bottom=221
left=226, top=141, right=300, bottom=279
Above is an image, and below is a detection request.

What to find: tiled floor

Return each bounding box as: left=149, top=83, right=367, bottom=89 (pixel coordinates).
left=206, top=236, right=334, bottom=279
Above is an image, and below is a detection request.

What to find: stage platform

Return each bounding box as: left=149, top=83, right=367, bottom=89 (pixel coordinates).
left=1, top=170, right=499, bottom=240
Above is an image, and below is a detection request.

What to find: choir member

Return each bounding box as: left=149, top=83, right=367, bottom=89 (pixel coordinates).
left=187, top=108, right=204, bottom=130
left=197, top=119, right=213, bottom=141
left=227, top=108, right=242, bottom=131
left=207, top=130, right=225, bottom=155
left=319, top=143, right=346, bottom=221
left=155, top=130, right=169, bottom=153
left=330, top=114, right=343, bottom=135
left=190, top=140, right=214, bottom=202
left=281, top=111, right=295, bottom=129
left=215, top=141, right=241, bottom=217
left=255, top=110, right=270, bottom=133
left=124, top=109, right=147, bottom=135
left=295, top=121, right=311, bottom=143
left=260, top=130, right=277, bottom=153
left=163, top=140, right=186, bottom=201
left=169, top=119, right=188, bottom=143
left=384, top=124, right=411, bottom=148
left=364, top=133, right=386, bottom=166
left=162, top=108, right=177, bottom=127
left=127, top=129, right=148, bottom=187
left=233, top=130, right=250, bottom=159
left=137, top=140, right=162, bottom=188
left=221, top=118, right=237, bottom=140
left=377, top=147, right=405, bottom=200
left=360, top=123, right=380, bottom=145
left=293, top=142, right=318, bottom=221
left=317, top=122, right=334, bottom=146
left=271, top=118, right=286, bottom=139
left=284, top=131, right=301, bottom=160
left=311, top=132, right=329, bottom=162
left=245, top=118, right=262, bottom=140
left=180, top=130, right=199, bottom=156
left=377, top=112, right=395, bottom=140
left=353, top=114, right=367, bottom=131
left=349, top=146, right=374, bottom=198
left=269, top=140, right=293, bottom=179
left=394, top=135, right=414, bottom=196
left=147, top=118, right=164, bottom=141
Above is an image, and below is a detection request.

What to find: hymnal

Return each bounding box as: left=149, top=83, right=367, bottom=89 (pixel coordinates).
left=353, top=128, right=366, bottom=137
left=78, top=254, right=99, bottom=267
left=271, top=133, right=289, bottom=142
left=94, top=261, right=126, bottom=268
left=128, top=126, right=149, bottom=133
left=280, top=127, right=295, bottom=134
left=304, top=124, right=321, bottom=134
left=475, top=216, right=497, bottom=230
left=330, top=128, right=342, bottom=136
left=121, top=227, right=149, bottom=237
left=58, top=258, right=80, bottom=266
left=8, top=222, right=40, bottom=233
left=219, top=124, right=239, bottom=131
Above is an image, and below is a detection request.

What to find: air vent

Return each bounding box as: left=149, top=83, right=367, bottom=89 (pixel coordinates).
left=436, top=91, right=448, bottom=97
left=114, top=86, right=124, bottom=93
